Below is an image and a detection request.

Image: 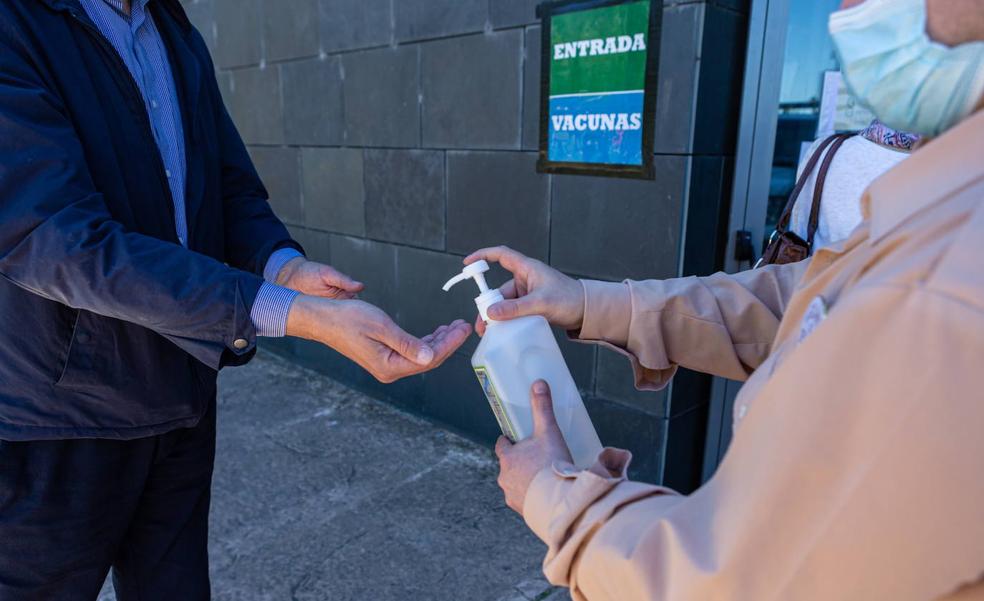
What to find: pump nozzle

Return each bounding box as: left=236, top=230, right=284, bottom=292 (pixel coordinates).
left=442, top=260, right=503, bottom=323
left=442, top=260, right=491, bottom=292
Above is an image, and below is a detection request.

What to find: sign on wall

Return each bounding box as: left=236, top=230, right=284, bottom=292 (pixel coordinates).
left=816, top=70, right=876, bottom=140
left=536, top=0, right=661, bottom=179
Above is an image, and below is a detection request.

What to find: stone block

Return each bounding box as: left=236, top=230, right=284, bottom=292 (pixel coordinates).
left=342, top=46, right=420, bottom=148
left=491, top=0, right=540, bottom=29
left=662, top=396, right=712, bottom=493
left=681, top=155, right=733, bottom=277
left=395, top=0, right=487, bottom=43
left=216, top=70, right=233, bottom=107
left=522, top=26, right=542, bottom=151
left=585, top=395, right=665, bottom=482
left=184, top=0, right=216, bottom=58
left=364, top=149, right=445, bottom=250
left=692, top=3, right=748, bottom=155
left=225, top=66, right=284, bottom=145
left=555, top=330, right=596, bottom=396
left=446, top=151, right=548, bottom=261
left=421, top=31, right=523, bottom=149
left=301, top=148, right=365, bottom=236
left=550, top=155, right=687, bottom=281
left=319, top=0, right=393, bottom=52
left=653, top=3, right=702, bottom=154
left=282, top=56, right=344, bottom=146
left=262, top=0, right=319, bottom=62
left=248, top=146, right=302, bottom=226
left=213, top=0, right=261, bottom=68
left=595, top=350, right=670, bottom=418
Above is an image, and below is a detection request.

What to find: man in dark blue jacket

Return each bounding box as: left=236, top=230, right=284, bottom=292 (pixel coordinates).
left=0, top=0, right=471, bottom=598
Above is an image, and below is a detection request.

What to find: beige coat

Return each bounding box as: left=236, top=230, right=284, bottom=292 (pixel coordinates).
left=523, top=109, right=984, bottom=600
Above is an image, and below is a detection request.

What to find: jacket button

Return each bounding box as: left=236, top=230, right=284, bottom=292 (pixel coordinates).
left=76, top=332, right=91, bottom=344
left=233, top=338, right=249, bottom=350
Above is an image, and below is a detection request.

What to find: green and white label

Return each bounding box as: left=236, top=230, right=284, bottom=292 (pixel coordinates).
left=474, top=367, right=518, bottom=441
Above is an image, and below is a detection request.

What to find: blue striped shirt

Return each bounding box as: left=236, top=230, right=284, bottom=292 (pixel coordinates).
left=80, top=0, right=301, bottom=337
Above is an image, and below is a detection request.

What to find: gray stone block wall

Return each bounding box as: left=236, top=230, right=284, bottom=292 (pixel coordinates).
left=282, top=57, right=345, bottom=146
left=184, top=0, right=749, bottom=487
left=301, top=148, right=365, bottom=236
left=446, top=151, right=549, bottom=260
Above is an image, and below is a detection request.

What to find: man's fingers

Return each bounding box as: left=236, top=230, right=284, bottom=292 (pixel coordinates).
left=428, top=322, right=458, bottom=346
left=427, top=321, right=471, bottom=360
left=320, top=265, right=364, bottom=292
left=486, top=295, right=541, bottom=321
left=483, top=278, right=535, bottom=322
left=472, top=276, right=521, bottom=334
left=530, top=380, right=560, bottom=437
left=464, top=246, right=529, bottom=276
left=373, top=319, right=435, bottom=366
left=376, top=321, right=471, bottom=381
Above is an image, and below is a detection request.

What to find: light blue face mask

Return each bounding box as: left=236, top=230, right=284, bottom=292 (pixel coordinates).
left=829, top=0, right=984, bottom=137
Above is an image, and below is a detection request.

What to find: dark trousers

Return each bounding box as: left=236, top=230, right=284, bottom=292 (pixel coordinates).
left=0, top=398, right=216, bottom=601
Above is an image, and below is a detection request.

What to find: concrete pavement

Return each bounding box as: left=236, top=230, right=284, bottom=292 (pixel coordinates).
left=99, top=352, right=570, bottom=601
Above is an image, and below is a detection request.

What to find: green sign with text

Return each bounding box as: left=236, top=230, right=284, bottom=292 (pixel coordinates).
left=538, top=0, right=660, bottom=178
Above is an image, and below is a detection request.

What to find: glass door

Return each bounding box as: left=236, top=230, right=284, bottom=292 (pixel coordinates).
left=704, top=0, right=854, bottom=480
left=762, top=0, right=853, bottom=240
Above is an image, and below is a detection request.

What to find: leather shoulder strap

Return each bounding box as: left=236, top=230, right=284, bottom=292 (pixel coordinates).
left=775, top=134, right=843, bottom=233
left=806, top=133, right=855, bottom=246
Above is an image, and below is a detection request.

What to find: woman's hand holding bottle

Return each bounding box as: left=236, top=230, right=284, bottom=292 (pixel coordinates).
left=463, top=246, right=585, bottom=336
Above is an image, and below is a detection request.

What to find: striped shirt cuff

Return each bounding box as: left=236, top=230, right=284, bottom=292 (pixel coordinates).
left=250, top=282, right=299, bottom=338
left=263, top=247, right=305, bottom=283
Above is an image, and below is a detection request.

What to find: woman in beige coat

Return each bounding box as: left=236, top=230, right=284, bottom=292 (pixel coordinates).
left=470, top=1, right=984, bottom=599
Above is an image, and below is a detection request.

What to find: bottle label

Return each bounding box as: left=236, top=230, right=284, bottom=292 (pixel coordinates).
left=473, top=366, right=518, bottom=442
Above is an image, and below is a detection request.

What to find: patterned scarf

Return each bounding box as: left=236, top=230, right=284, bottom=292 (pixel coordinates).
left=860, top=119, right=921, bottom=151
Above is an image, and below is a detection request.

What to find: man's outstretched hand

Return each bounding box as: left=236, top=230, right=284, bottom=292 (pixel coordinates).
left=286, top=296, right=471, bottom=384
left=276, top=257, right=364, bottom=299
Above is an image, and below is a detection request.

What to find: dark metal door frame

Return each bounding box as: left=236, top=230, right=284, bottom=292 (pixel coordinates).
left=703, top=0, right=791, bottom=481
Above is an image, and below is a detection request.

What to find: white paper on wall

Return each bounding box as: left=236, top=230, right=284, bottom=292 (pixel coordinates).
left=816, top=71, right=875, bottom=139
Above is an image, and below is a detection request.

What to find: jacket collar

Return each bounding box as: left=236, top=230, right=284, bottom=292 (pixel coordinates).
left=36, top=0, right=86, bottom=17
left=36, top=0, right=191, bottom=32
left=864, top=109, right=984, bottom=243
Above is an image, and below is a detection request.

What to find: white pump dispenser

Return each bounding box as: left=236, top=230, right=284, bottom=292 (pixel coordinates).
left=441, top=261, right=504, bottom=323
left=443, top=261, right=604, bottom=469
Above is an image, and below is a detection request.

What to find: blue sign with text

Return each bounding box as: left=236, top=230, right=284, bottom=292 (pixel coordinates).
left=548, top=90, right=644, bottom=165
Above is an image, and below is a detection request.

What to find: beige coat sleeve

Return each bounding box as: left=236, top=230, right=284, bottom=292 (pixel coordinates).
left=525, top=284, right=984, bottom=601
left=575, top=260, right=809, bottom=389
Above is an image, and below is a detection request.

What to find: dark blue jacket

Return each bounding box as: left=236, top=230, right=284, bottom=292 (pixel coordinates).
left=0, top=0, right=301, bottom=440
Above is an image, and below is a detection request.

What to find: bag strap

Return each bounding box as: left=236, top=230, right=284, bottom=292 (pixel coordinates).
left=806, top=133, right=855, bottom=247
left=774, top=134, right=844, bottom=234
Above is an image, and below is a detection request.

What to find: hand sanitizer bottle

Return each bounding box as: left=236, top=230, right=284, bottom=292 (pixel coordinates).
left=443, top=261, right=603, bottom=469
